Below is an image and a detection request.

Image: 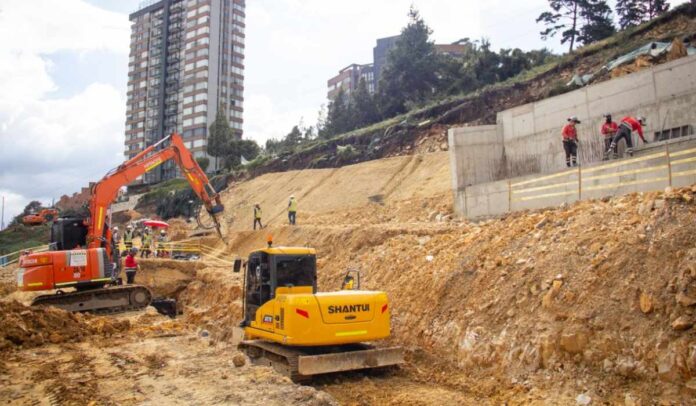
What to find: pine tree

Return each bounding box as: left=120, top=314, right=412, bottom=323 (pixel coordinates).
left=578, top=0, right=615, bottom=44
left=377, top=6, right=439, bottom=117
left=350, top=78, right=379, bottom=128
left=616, top=0, right=670, bottom=29
left=616, top=0, right=643, bottom=28
left=645, top=0, right=669, bottom=19
left=537, top=0, right=584, bottom=53
left=207, top=107, right=233, bottom=171
left=324, top=88, right=353, bottom=137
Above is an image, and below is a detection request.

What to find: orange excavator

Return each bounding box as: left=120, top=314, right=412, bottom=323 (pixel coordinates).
left=22, top=208, right=60, bottom=226
left=17, top=133, right=224, bottom=313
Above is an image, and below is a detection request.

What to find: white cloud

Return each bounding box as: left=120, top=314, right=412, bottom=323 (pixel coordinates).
left=0, top=0, right=129, bottom=226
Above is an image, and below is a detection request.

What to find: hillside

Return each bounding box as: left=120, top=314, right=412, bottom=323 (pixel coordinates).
left=250, top=3, right=696, bottom=176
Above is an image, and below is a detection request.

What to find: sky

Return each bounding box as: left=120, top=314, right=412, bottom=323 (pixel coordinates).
left=0, top=0, right=686, bottom=228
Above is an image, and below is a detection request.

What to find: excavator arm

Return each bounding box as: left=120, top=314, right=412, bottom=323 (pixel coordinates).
left=88, top=132, right=224, bottom=249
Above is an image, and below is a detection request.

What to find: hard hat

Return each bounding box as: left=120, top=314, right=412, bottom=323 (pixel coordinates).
left=113, top=226, right=119, bottom=231
left=568, top=116, right=581, bottom=124
left=160, top=229, right=166, bottom=234
left=130, top=247, right=138, bottom=253
left=127, top=224, right=133, bottom=229
left=603, top=113, right=612, bottom=120
left=290, top=195, right=295, bottom=199
left=638, top=116, right=647, bottom=125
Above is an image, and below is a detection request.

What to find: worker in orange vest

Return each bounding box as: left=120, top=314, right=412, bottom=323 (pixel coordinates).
left=562, top=116, right=581, bottom=167
left=606, top=116, right=648, bottom=159
left=601, top=114, right=618, bottom=160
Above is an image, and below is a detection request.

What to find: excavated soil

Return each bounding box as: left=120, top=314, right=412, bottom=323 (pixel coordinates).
left=2, top=152, right=696, bottom=404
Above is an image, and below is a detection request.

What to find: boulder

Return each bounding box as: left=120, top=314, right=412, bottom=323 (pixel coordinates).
left=671, top=316, right=694, bottom=331
left=676, top=292, right=696, bottom=307
left=560, top=331, right=589, bottom=354
left=639, top=292, right=654, bottom=314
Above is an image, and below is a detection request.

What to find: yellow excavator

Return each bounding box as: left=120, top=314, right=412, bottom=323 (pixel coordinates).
left=234, top=238, right=403, bottom=381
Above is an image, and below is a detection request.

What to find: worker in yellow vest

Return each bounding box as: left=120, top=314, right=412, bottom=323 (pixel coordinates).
left=287, top=196, right=297, bottom=225
left=141, top=227, right=152, bottom=258
left=123, top=224, right=134, bottom=253
left=253, top=203, right=264, bottom=230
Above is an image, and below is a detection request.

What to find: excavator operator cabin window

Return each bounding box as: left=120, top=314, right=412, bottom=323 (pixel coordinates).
left=275, top=256, right=316, bottom=289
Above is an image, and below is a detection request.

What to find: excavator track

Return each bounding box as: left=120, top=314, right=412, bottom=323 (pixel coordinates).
left=239, top=340, right=404, bottom=382
left=31, top=285, right=152, bottom=314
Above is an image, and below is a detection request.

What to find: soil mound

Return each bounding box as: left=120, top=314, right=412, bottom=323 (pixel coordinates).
left=0, top=301, right=130, bottom=351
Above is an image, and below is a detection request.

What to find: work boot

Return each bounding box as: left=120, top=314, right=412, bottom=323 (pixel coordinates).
left=626, top=148, right=634, bottom=157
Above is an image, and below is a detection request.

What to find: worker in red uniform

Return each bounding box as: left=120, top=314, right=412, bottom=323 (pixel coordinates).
left=606, top=116, right=648, bottom=159
left=562, top=116, right=581, bottom=167
left=124, top=248, right=140, bottom=284
left=601, top=114, right=618, bottom=160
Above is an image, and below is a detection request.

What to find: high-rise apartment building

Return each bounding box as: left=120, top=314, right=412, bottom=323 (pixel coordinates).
left=125, top=0, right=245, bottom=183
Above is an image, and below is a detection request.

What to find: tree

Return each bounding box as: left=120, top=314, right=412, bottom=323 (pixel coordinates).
left=537, top=0, right=584, bottom=53
left=350, top=78, right=379, bottom=128
left=616, top=0, right=670, bottom=29
left=207, top=107, right=234, bottom=171
left=645, top=0, right=670, bottom=18
left=222, top=139, right=261, bottom=169
left=285, top=125, right=303, bottom=147
left=616, top=0, right=644, bottom=28
left=538, top=0, right=617, bottom=52
left=195, top=157, right=210, bottom=172
left=578, top=0, right=615, bottom=44
left=323, top=88, right=353, bottom=137
left=377, top=6, right=439, bottom=116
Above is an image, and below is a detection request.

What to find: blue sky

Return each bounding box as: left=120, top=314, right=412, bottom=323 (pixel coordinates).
left=0, top=0, right=686, bottom=228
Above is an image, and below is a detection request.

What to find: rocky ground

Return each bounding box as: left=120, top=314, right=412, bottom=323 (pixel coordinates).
left=1, top=151, right=695, bottom=404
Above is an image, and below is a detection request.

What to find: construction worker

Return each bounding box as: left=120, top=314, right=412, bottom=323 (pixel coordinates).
left=253, top=203, right=264, bottom=230
left=141, top=227, right=152, bottom=258
left=601, top=114, right=618, bottom=160
left=157, top=229, right=168, bottom=258
left=562, top=116, right=581, bottom=167
left=607, top=116, right=648, bottom=159
left=123, top=224, right=134, bottom=252
left=124, top=248, right=139, bottom=284
left=288, top=196, right=298, bottom=225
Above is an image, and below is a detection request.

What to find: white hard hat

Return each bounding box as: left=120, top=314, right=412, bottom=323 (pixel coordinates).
left=113, top=226, right=119, bottom=231
left=568, top=116, right=581, bottom=124
left=638, top=116, right=647, bottom=125
left=127, top=225, right=133, bottom=229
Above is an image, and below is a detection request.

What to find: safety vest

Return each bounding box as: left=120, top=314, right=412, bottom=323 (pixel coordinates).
left=254, top=207, right=262, bottom=219
left=142, top=234, right=152, bottom=247
left=288, top=199, right=297, bottom=212
left=124, top=230, right=133, bottom=242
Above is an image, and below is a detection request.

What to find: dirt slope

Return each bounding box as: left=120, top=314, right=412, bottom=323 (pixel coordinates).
left=219, top=151, right=452, bottom=232
left=202, top=151, right=696, bottom=404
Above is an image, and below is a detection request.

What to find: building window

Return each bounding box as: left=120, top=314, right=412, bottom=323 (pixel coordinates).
left=655, top=125, right=694, bottom=141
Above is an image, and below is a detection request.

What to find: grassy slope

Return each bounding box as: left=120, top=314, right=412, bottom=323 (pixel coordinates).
left=0, top=224, right=50, bottom=255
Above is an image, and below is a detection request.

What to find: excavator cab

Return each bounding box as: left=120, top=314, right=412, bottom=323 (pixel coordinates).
left=50, top=217, right=88, bottom=251
left=240, top=248, right=317, bottom=326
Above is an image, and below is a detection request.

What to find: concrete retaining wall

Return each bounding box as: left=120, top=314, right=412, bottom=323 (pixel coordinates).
left=450, top=55, right=696, bottom=185
left=456, top=136, right=696, bottom=218
left=449, top=55, right=696, bottom=217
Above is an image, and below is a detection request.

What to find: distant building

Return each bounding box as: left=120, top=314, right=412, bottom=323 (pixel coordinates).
left=327, top=35, right=469, bottom=100
left=372, top=35, right=400, bottom=89
left=327, top=63, right=374, bottom=100
left=125, top=0, right=246, bottom=184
